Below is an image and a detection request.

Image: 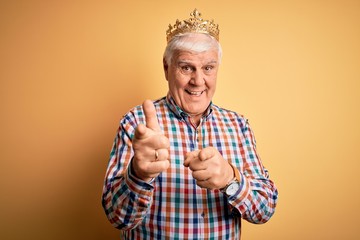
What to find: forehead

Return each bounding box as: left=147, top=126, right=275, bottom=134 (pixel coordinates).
left=172, top=50, right=219, bottom=64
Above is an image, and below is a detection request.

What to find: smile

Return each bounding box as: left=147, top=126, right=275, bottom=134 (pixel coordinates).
left=185, top=90, right=205, bottom=96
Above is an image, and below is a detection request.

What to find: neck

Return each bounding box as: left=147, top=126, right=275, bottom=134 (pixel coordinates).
left=188, top=113, right=203, bottom=127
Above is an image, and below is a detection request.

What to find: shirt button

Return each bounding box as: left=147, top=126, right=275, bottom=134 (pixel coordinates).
left=201, top=212, right=205, bottom=218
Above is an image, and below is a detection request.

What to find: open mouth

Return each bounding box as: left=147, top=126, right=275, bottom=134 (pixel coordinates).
left=185, top=90, right=205, bottom=97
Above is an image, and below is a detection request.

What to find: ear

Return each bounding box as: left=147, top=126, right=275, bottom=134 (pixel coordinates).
left=163, top=58, right=169, bottom=81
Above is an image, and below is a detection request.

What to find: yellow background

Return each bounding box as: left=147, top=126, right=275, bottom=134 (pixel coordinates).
left=1, top=0, right=359, bottom=239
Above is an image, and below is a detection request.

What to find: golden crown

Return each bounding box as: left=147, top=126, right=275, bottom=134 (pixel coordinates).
left=166, top=9, right=220, bottom=43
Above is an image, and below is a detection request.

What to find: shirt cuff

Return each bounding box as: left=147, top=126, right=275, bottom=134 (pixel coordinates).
left=124, top=161, right=155, bottom=197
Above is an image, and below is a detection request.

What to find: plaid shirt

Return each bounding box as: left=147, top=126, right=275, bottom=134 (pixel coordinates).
left=102, top=95, right=278, bottom=239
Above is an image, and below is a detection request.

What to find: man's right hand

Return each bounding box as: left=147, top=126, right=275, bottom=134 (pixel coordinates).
left=131, top=100, right=170, bottom=182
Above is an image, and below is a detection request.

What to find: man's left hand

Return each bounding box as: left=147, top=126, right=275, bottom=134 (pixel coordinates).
left=184, top=147, right=234, bottom=189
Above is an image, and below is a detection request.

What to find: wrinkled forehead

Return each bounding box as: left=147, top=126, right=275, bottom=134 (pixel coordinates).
left=172, top=49, right=219, bottom=65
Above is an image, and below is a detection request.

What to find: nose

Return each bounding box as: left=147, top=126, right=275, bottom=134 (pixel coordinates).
left=190, top=70, right=205, bottom=85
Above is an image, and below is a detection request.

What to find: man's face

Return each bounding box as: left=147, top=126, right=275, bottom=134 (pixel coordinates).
left=164, top=39, right=219, bottom=118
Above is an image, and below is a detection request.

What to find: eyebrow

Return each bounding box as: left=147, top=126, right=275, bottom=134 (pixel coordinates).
left=177, top=60, right=218, bottom=65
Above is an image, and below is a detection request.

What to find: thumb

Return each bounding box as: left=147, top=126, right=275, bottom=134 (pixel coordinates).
left=199, top=147, right=217, bottom=161
left=143, top=99, right=161, bottom=132
left=183, top=150, right=200, bottom=167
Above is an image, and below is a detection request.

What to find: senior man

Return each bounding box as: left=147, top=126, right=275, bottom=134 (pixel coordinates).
left=102, top=9, right=278, bottom=239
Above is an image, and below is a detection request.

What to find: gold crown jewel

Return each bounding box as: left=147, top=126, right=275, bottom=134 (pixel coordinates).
left=166, top=9, right=220, bottom=43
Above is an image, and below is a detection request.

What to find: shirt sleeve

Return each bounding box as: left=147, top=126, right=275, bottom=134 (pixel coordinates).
left=101, top=114, right=154, bottom=230
left=227, top=118, right=278, bottom=224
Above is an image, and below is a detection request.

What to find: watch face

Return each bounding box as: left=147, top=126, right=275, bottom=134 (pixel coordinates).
left=226, top=182, right=239, bottom=196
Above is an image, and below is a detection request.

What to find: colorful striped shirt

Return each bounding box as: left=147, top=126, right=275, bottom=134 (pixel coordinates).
left=102, top=95, right=278, bottom=239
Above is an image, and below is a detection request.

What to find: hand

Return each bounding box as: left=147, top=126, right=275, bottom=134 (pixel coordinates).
left=132, top=100, right=170, bottom=182
left=183, top=147, right=234, bottom=189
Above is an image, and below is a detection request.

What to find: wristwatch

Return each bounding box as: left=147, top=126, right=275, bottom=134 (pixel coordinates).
left=222, top=179, right=240, bottom=196
left=221, top=162, right=241, bottom=197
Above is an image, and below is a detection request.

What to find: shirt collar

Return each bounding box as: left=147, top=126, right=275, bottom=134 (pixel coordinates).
left=165, top=93, right=213, bottom=120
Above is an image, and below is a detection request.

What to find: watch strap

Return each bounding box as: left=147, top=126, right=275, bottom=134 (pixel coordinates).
left=228, top=161, right=241, bottom=182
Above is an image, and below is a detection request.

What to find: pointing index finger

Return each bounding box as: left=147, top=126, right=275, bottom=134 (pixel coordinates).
left=142, top=99, right=161, bottom=132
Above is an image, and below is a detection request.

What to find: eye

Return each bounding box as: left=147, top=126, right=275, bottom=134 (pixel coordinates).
left=181, top=65, right=192, bottom=72
left=203, top=65, right=215, bottom=73
left=179, top=65, right=194, bottom=74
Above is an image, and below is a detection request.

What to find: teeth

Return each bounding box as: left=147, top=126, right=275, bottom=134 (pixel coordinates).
left=188, top=90, right=203, bottom=96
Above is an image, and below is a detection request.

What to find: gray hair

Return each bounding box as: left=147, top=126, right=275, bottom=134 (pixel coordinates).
left=163, top=33, right=222, bottom=65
